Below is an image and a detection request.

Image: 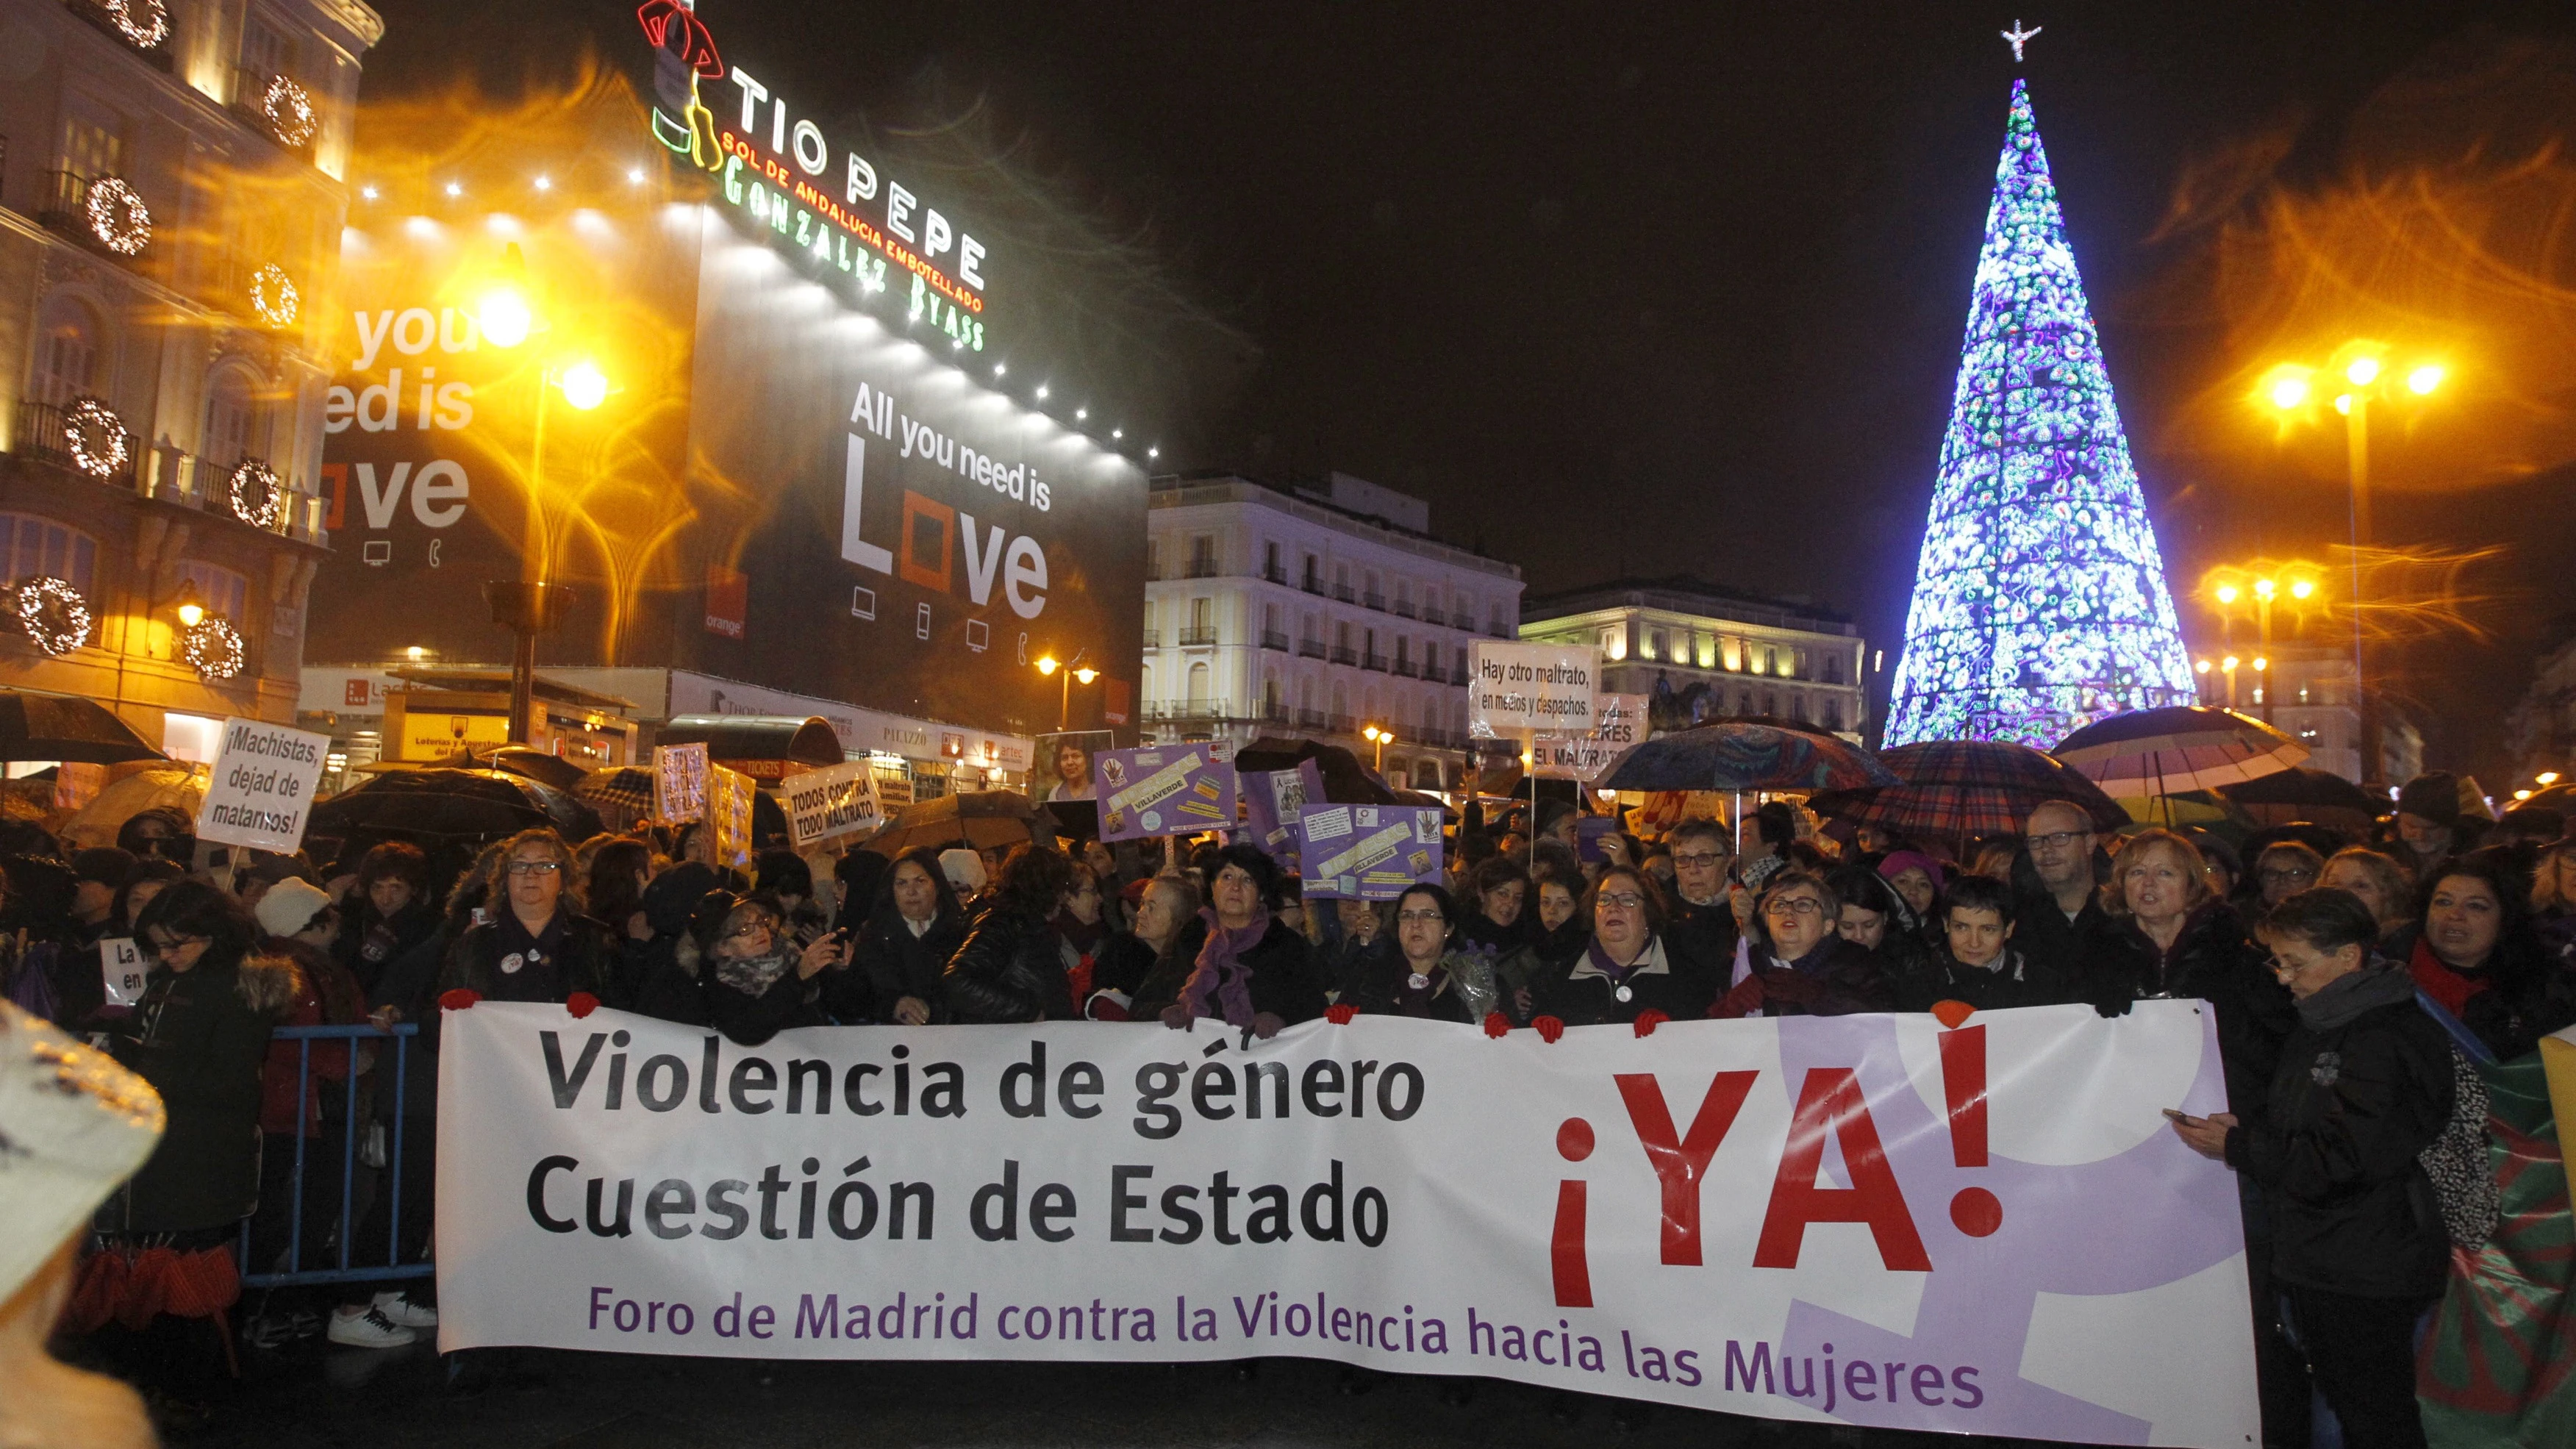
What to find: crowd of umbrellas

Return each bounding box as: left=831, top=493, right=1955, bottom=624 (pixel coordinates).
left=0, top=683, right=2344, bottom=864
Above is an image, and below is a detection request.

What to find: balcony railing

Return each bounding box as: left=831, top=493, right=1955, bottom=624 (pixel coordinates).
left=1260, top=629, right=1289, bottom=652
left=1333, top=584, right=1355, bottom=603
left=1185, top=558, right=1222, bottom=579
left=66, top=0, right=174, bottom=70
left=37, top=172, right=149, bottom=263
left=1420, top=662, right=1446, bottom=684
left=1141, top=629, right=1159, bottom=648
left=1263, top=564, right=1287, bottom=585
left=232, top=67, right=318, bottom=160
left=1362, top=591, right=1387, bottom=612
left=1329, top=645, right=1358, bottom=666
left=1393, top=599, right=1416, bottom=619
left=1178, top=625, right=1220, bottom=646
left=1487, top=622, right=1513, bottom=638
left=1297, top=708, right=1327, bottom=729
left=1392, top=658, right=1417, bottom=678
left=1362, top=653, right=1388, bottom=673
left=1261, top=701, right=1291, bottom=724
left=1330, top=713, right=1357, bottom=735
left=9, top=401, right=326, bottom=543
left=1298, top=637, right=1326, bottom=659
left=1301, top=576, right=1324, bottom=595
left=1423, top=606, right=1446, bottom=627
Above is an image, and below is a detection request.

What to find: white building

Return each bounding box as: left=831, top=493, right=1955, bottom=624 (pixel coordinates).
left=1518, top=576, right=1867, bottom=740
left=1141, top=471, right=1522, bottom=791
left=2194, top=642, right=2420, bottom=786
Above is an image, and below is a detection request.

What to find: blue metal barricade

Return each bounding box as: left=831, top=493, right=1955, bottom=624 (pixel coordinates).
left=235, top=1023, right=434, bottom=1289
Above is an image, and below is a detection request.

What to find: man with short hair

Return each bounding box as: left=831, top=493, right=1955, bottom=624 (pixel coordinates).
left=2014, top=798, right=2117, bottom=987
left=2391, top=772, right=2468, bottom=881
left=1661, top=817, right=1739, bottom=979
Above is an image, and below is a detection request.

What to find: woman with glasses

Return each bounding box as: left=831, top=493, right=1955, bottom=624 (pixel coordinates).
left=435, top=829, right=615, bottom=1006
left=2253, top=842, right=2328, bottom=912
left=2169, top=889, right=2458, bottom=1449
left=1711, top=870, right=1895, bottom=1018
left=1345, top=883, right=1497, bottom=1022
left=1531, top=865, right=1715, bottom=1026
left=1156, top=844, right=1326, bottom=1037
left=688, top=892, right=851, bottom=1045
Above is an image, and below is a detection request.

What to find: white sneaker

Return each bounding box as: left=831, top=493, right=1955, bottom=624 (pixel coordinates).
left=326, top=1306, right=417, bottom=1349
left=371, top=1291, right=439, bottom=1329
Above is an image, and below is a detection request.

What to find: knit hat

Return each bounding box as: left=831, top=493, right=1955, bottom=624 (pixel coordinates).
left=2397, top=771, right=2461, bottom=827
left=0, top=1002, right=165, bottom=1304
left=1876, top=850, right=1947, bottom=890
left=939, top=848, right=988, bottom=895
left=253, top=877, right=334, bottom=939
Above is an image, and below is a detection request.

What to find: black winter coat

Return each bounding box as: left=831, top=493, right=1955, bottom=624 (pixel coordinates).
left=1724, top=937, right=1897, bottom=1018
left=2086, top=904, right=2295, bottom=1117
left=1533, top=934, right=1717, bottom=1026
left=944, top=908, right=1076, bottom=1023
left=110, top=951, right=297, bottom=1232
left=2011, top=890, right=2122, bottom=988
left=1347, top=951, right=1481, bottom=1023
left=702, top=949, right=827, bottom=1045
left=437, top=908, right=615, bottom=1005
left=1663, top=896, right=1739, bottom=982
left=1146, top=917, right=1330, bottom=1027
left=2227, top=990, right=2455, bottom=1298
left=856, top=911, right=965, bottom=1021
left=1895, top=948, right=2063, bottom=1014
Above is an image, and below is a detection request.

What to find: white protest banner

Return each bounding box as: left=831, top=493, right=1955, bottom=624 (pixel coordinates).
left=437, top=1002, right=2255, bottom=1447
left=1533, top=693, right=1649, bottom=784
left=783, top=760, right=884, bottom=848
left=194, top=718, right=329, bottom=853
left=1469, top=642, right=1597, bottom=739
left=99, top=937, right=148, bottom=1009
left=656, top=743, right=710, bottom=823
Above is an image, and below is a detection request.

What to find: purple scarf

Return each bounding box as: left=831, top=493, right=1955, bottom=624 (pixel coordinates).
left=1181, top=907, right=1270, bottom=1028
left=1586, top=936, right=1639, bottom=986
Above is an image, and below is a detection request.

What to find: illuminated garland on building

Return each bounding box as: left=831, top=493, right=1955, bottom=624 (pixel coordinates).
left=104, top=0, right=168, bottom=49
left=182, top=618, right=246, bottom=679
left=62, top=397, right=130, bottom=478
left=1883, top=79, right=2195, bottom=748
left=249, top=264, right=299, bottom=326
left=84, top=177, right=150, bottom=255
left=14, top=578, right=94, bottom=656
left=261, top=76, right=317, bottom=149
left=228, top=459, right=284, bottom=529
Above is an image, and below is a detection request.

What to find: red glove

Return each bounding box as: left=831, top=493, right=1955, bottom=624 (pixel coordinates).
left=1482, top=1011, right=1511, bottom=1039
left=565, top=992, right=601, bottom=1019
left=1325, top=1003, right=1359, bottom=1025
left=1532, top=1015, right=1565, bottom=1044
left=1632, top=1008, right=1670, bottom=1038
left=439, top=988, right=482, bottom=1012
left=1710, top=974, right=1766, bottom=1019
left=1084, top=990, right=1134, bottom=1022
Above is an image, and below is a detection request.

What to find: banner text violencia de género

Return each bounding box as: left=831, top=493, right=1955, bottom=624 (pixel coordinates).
left=437, top=1004, right=2258, bottom=1447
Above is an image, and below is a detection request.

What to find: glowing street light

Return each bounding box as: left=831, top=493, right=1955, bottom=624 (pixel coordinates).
left=2541, top=771, right=2563, bottom=787
left=1034, top=651, right=1097, bottom=729
left=2406, top=363, right=2444, bottom=396
left=554, top=359, right=610, bottom=411
left=2343, top=355, right=2380, bottom=387
left=2263, top=365, right=2312, bottom=412
left=1362, top=723, right=1394, bottom=770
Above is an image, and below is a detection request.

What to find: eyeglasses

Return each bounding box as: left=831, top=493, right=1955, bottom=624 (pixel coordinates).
left=1673, top=851, right=1725, bottom=868
left=1396, top=910, right=1444, bottom=924
left=726, top=920, right=773, bottom=940
left=2029, top=830, right=2093, bottom=850
left=506, top=860, right=562, bottom=876
left=1765, top=897, right=1827, bottom=916
left=1597, top=892, right=1645, bottom=910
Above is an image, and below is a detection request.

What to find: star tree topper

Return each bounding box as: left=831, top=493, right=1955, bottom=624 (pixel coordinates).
left=2001, top=20, right=2041, bottom=62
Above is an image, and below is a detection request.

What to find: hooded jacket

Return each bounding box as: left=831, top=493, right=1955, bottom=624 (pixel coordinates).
left=2225, top=967, right=2455, bottom=1298
left=111, top=949, right=298, bottom=1232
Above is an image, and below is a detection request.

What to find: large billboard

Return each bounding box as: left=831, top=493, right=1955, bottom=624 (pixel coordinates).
left=310, top=82, right=1146, bottom=741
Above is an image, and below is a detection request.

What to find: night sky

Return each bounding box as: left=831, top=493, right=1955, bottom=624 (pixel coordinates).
left=363, top=1, right=2576, bottom=782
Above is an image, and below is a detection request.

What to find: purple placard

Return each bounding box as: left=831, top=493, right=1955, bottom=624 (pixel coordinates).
left=1296, top=804, right=1443, bottom=900
left=1241, top=761, right=1326, bottom=868
left=1094, top=744, right=1238, bottom=842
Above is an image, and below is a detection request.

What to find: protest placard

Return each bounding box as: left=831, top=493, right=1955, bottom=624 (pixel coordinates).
left=1241, top=761, right=1325, bottom=867
left=194, top=718, right=329, bottom=853
left=656, top=743, right=711, bottom=822
left=783, top=760, right=884, bottom=847
left=1468, top=642, right=1597, bottom=739
left=1297, top=804, right=1444, bottom=899
left=1533, top=693, right=1649, bottom=784
left=1095, top=745, right=1237, bottom=842
left=99, top=937, right=148, bottom=1009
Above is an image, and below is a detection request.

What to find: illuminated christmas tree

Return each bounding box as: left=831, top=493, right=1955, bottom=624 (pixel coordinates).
left=1883, top=79, right=2196, bottom=748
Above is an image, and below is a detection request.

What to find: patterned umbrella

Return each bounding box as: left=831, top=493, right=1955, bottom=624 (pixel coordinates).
left=2050, top=706, right=2308, bottom=797
left=1595, top=720, right=1900, bottom=794
left=574, top=765, right=657, bottom=830
left=1808, top=739, right=2129, bottom=837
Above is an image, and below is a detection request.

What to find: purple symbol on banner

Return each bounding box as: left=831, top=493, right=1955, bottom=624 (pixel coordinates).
left=1242, top=762, right=1325, bottom=867
left=1296, top=804, right=1443, bottom=900
left=1095, top=744, right=1238, bottom=843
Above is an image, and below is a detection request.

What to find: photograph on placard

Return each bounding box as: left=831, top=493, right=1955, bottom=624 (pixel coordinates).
left=1036, top=730, right=1114, bottom=803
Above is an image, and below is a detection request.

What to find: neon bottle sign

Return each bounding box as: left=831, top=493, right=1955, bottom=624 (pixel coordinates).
left=640, top=0, right=990, bottom=353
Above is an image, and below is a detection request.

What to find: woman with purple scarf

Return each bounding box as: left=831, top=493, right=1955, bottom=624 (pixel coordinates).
left=1159, top=845, right=1326, bottom=1037
left=1530, top=865, right=1719, bottom=1026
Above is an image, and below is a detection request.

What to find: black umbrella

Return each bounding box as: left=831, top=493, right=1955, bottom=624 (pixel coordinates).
left=0, top=689, right=164, bottom=765
left=1234, top=736, right=1395, bottom=805
left=862, top=790, right=1053, bottom=856
left=411, top=744, right=592, bottom=793
left=2217, top=767, right=2382, bottom=832
left=309, top=768, right=600, bottom=845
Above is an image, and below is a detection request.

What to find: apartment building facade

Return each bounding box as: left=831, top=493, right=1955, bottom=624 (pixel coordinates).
left=1519, top=576, right=1868, bottom=740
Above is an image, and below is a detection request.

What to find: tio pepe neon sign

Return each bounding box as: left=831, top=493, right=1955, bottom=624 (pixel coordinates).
left=640, top=0, right=990, bottom=354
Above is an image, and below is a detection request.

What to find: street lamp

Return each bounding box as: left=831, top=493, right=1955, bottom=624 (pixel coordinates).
left=2262, top=341, right=2447, bottom=780
left=1362, top=723, right=1393, bottom=770
left=1034, top=650, right=1098, bottom=730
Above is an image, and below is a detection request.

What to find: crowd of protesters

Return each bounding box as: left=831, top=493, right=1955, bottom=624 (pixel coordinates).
left=2, top=765, right=2571, bottom=1444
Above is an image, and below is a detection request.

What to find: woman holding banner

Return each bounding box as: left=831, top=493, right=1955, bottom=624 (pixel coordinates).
left=1159, top=845, right=1325, bottom=1036
left=1531, top=865, right=1713, bottom=1026
left=1346, top=883, right=1497, bottom=1023
left=854, top=848, right=965, bottom=1026
left=437, top=831, right=613, bottom=1007
left=945, top=845, right=1081, bottom=1023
